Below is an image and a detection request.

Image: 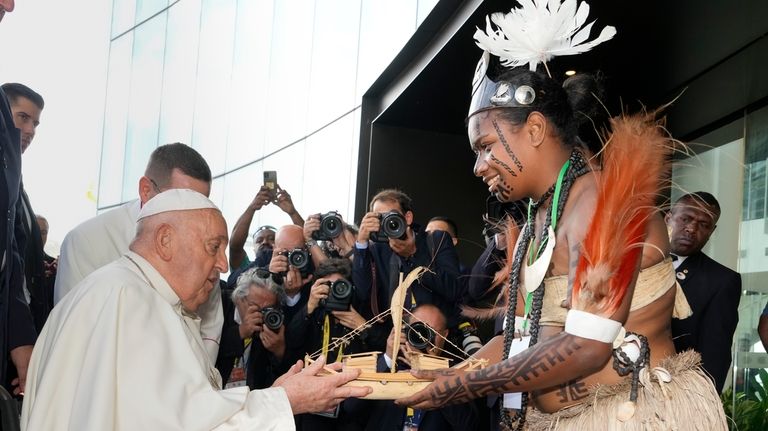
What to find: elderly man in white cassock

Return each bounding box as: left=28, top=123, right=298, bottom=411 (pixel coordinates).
left=21, top=189, right=370, bottom=430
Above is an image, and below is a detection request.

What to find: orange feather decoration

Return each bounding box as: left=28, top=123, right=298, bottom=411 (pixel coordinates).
left=571, top=114, right=670, bottom=317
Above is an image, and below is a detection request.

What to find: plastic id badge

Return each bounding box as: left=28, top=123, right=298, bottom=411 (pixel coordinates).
left=502, top=335, right=531, bottom=409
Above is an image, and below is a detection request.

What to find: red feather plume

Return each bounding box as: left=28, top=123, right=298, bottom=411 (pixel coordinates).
left=571, top=114, right=670, bottom=317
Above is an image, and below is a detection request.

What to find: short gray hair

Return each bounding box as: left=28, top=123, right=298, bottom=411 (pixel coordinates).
left=231, top=267, right=285, bottom=305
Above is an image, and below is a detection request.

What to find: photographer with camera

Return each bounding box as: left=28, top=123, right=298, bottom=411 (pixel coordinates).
left=352, top=189, right=462, bottom=327
left=220, top=267, right=292, bottom=390
left=303, top=212, right=359, bottom=266
left=229, top=184, right=304, bottom=272
left=266, top=225, right=316, bottom=363
left=287, top=258, right=386, bottom=430
left=354, top=304, right=480, bottom=431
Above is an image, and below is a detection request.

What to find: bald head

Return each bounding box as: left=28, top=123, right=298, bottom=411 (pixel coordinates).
left=275, top=225, right=304, bottom=250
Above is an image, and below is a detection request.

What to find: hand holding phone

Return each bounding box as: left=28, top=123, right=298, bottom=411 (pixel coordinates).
left=263, top=171, right=277, bottom=191
left=263, top=170, right=278, bottom=201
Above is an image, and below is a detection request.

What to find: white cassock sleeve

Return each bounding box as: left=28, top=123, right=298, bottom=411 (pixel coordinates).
left=52, top=228, right=89, bottom=304
left=23, top=264, right=295, bottom=431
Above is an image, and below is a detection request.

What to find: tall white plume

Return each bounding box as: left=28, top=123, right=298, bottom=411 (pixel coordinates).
left=474, top=0, right=616, bottom=72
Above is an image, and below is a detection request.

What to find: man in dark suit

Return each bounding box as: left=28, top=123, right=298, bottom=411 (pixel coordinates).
left=2, top=82, right=50, bottom=332
left=353, top=189, right=462, bottom=333
left=669, top=192, right=741, bottom=392
left=0, top=2, right=39, bottom=398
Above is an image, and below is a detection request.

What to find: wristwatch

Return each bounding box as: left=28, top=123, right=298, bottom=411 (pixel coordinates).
left=306, top=239, right=318, bottom=248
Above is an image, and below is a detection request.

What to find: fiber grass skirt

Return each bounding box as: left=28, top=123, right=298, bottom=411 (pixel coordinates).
left=526, top=351, right=727, bottom=431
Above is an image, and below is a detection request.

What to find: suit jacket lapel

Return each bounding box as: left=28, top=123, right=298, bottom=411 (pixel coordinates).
left=676, top=253, right=702, bottom=287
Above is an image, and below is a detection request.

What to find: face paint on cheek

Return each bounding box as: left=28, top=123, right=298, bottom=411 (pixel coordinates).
left=497, top=187, right=512, bottom=200
left=492, top=119, right=525, bottom=173
left=496, top=179, right=513, bottom=200
left=490, top=154, right=517, bottom=177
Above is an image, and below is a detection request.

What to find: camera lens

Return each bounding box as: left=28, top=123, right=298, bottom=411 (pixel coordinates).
left=319, top=212, right=343, bottom=239
left=407, top=321, right=434, bottom=351
left=262, top=308, right=284, bottom=331
left=331, top=279, right=352, bottom=300
left=381, top=211, right=407, bottom=239
left=288, top=249, right=308, bottom=269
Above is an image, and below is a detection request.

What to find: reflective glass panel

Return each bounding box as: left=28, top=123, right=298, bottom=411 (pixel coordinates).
left=225, top=0, right=275, bottom=171
left=158, top=0, right=202, bottom=147
left=99, top=33, right=133, bottom=208
left=357, top=0, right=417, bottom=99
left=306, top=0, right=361, bottom=132
left=135, top=0, right=168, bottom=24
left=121, top=14, right=167, bottom=201
left=264, top=0, right=315, bottom=154
left=191, top=0, right=237, bottom=176
left=111, top=0, right=136, bottom=38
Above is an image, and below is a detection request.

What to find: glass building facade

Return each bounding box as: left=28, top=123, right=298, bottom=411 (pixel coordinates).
left=100, top=0, right=438, bottom=256
left=675, top=105, right=768, bottom=397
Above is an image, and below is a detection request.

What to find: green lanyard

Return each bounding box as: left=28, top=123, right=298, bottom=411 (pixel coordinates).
left=521, top=158, right=570, bottom=331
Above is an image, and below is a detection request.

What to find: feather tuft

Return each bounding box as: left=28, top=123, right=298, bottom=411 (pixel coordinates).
left=474, top=0, right=616, bottom=72
left=461, top=304, right=507, bottom=321
left=572, top=114, right=671, bottom=317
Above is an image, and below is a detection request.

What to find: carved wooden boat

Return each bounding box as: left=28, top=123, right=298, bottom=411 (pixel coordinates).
left=306, top=267, right=487, bottom=400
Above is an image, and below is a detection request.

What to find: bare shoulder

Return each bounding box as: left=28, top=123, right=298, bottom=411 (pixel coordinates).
left=640, top=212, right=669, bottom=268
left=559, top=173, right=598, bottom=244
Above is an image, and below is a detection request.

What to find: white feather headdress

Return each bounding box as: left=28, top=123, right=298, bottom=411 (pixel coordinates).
left=474, top=0, right=616, bottom=73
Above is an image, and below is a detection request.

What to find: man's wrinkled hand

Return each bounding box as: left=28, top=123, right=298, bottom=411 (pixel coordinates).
left=277, top=355, right=372, bottom=414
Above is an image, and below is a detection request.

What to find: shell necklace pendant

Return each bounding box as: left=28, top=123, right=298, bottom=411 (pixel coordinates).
left=522, top=226, right=556, bottom=294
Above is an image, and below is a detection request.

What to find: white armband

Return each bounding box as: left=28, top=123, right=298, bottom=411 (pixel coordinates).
left=564, top=309, right=622, bottom=343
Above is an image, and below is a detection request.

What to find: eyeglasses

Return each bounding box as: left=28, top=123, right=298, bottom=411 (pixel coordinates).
left=255, top=267, right=272, bottom=279
left=255, top=225, right=277, bottom=233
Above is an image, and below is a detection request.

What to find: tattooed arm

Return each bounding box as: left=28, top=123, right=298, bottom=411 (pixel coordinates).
left=396, top=197, right=654, bottom=410
left=395, top=331, right=611, bottom=410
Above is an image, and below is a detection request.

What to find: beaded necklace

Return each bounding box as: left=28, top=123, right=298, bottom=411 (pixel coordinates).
left=500, top=149, right=589, bottom=430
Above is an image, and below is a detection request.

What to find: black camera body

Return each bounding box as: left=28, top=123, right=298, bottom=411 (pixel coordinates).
left=278, top=248, right=310, bottom=271
left=320, top=278, right=354, bottom=311
left=369, top=211, right=407, bottom=242
left=262, top=307, right=284, bottom=331
left=311, top=211, right=344, bottom=241
left=407, top=321, right=435, bottom=351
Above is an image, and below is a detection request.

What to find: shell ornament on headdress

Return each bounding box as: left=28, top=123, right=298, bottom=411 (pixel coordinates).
left=468, top=0, right=616, bottom=117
